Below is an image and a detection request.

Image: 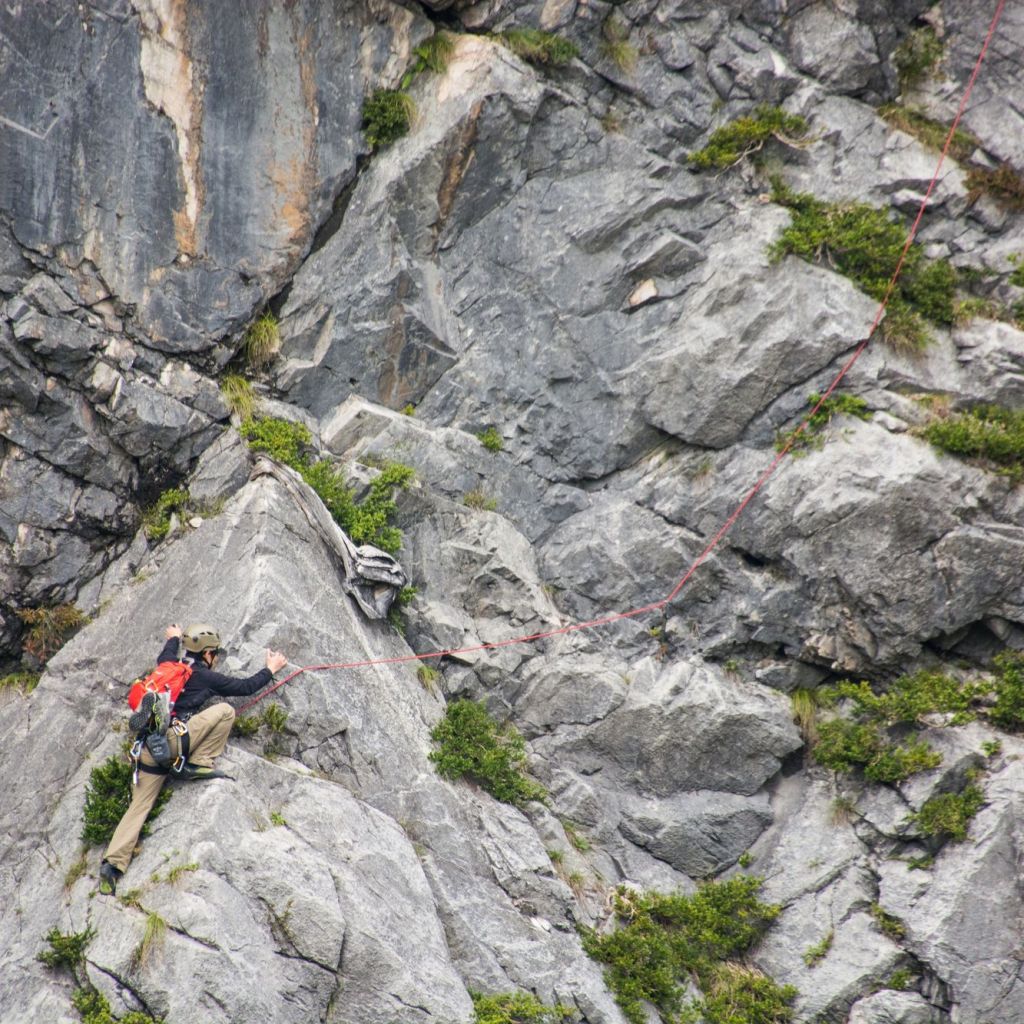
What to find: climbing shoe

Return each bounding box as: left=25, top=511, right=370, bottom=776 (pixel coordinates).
left=98, top=860, right=122, bottom=896
left=128, top=690, right=157, bottom=733
left=173, top=763, right=232, bottom=782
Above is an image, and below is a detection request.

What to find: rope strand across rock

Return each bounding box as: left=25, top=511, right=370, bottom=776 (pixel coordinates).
left=239, top=0, right=1009, bottom=715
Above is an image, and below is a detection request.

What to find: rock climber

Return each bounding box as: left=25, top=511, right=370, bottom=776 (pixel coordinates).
left=98, top=622, right=288, bottom=896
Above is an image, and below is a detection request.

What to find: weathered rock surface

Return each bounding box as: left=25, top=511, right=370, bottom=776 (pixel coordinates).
left=2, top=0, right=1024, bottom=1021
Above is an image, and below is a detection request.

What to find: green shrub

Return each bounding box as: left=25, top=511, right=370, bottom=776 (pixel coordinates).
left=240, top=418, right=413, bottom=552
left=814, top=719, right=941, bottom=783
left=38, top=927, right=95, bottom=970
left=580, top=878, right=793, bottom=1024
left=690, top=105, right=808, bottom=170
left=953, top=297, right=1003, bottom=325
left=909, top=785, right=984, bottom=841
left=870, top=904, right=906, bottom=940
left=18, top=604, right=88, bottom=663
left=477, top=427, right=504, bottom=452
left=828, top=671, right=985, bottom=726
left=802, top=930, right=833, bottom=967
left=0, top=671, right=41, bottom=694
left=920, top=403, right=1024, bottom=479
left=769, top=179, right=956, bottom=347
left=893, top=26, right=943, bottom=90
left=347, top=462, right=415, bottom=552
left=429, top=699, right=547, bottom=806
left=775, top=392, right=871, bottom=454
left=240, top=416, right=312, bottom=468
left=81, top=753, right=172, bottom=847
left=362, top=89, right=416, bottom=149
left=887, top=968, right=912, bottom=991
left=220, top=374, right=257, bottom=421
left=991, top=651, right=1024, bottom=730
left=495, top=28, right=578, bottom=66
left=142, top=487, right=191, bottom=541
left=471, top=991, right=576, bottom=1024
left=244, top=312, right=280, bottom=368
left=261, top=703, right=289, bottom=734
left=73, top=986, right=164, bottom=1024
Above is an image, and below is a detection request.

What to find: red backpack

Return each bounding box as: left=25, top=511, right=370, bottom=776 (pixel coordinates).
left=127, top=662, right=192, bottom=714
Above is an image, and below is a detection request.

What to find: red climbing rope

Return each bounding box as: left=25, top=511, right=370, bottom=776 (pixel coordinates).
left=240, top=0, right=1008, bottom=713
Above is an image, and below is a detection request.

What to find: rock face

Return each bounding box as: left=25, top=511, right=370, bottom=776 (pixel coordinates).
left=2, top=0, right=1024, bottom=1022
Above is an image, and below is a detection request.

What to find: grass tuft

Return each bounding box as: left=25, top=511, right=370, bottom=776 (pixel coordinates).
left=244, top=312, right=280, bottom=368
left=495, top=28, right=578, bottom=67
left=893, top=26, right=943, bottom=91
left=220, top=374, right=257, bottom=421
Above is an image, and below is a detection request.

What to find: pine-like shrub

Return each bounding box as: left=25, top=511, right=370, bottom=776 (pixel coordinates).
left=81, top=753, right=172, bottom=847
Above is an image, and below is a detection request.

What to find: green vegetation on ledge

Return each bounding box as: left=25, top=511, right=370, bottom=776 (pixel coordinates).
left=81, top=752, right=172, bottom=847
left=241, top=417, right=413, bottom=552
left=689, top=104, right=809, bottom=171
left=580, top=877, right=795, bottom=1024
left=909, top=785, right=984, bottom=842
left=920, top=403, right=1024, bottom=481
left=429, top=699, right=547, bottom=806
left=775, top=392, right=872, bottom=454
left=769, top=178, right=956, bottom=351
left=471, top=991, right=576, bottom=1024
left=494, top=28, right=578, bottom=67
left=39, top=927, right=164, bottom=1024
left=892, top=26, right=943, bottom=91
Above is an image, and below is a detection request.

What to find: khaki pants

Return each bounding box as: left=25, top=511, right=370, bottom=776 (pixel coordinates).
left=103, top=702, right=235, bottom=872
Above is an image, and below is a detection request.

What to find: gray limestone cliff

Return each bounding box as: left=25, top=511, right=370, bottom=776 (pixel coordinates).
left=2, top=2, right=1024, bottom=1023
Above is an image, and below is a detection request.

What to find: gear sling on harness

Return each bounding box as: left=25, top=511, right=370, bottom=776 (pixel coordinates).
left=130, top=719, right=191, bottom=783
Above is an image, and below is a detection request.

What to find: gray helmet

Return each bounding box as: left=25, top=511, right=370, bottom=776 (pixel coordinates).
left=182, top=623, right=221, bottom=654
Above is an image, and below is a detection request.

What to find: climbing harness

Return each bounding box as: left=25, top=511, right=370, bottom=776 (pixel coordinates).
left=130, top=718, right=191, bottom=784
left=239, top=0, right=1008, bottom=714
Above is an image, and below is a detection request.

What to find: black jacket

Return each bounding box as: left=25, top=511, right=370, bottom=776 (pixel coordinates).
left=156, top=637, right=273, bottom=719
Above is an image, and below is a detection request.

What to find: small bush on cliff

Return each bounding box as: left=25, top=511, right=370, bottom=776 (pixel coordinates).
left=495, top=28, right=578, bottom=66
left=40, top=927, right=164, bottom=1023
left=18, top=604, right=88, bottom=664
left=363, top=89, right=416, bottom=149
left=991, top=650, right=1024, bottom=731
left=580, top=877, right=795, bottom=1024
left=142, top=488, right=190, bottom=540
left=477, top=426, right=504, bottom=452
left=689, top=105, right=809, bottom=170
left=811, top=670, right=990, bottom=783
left=429, top=699, right=547, bottom=806
left=768, top=178, right=956, bottom=350
left=919, top=403, right=1024, bottom=480
left=240, top=417, right=413, bottom=552
left=81, top=752, right=172, bottom=847
left=471, top=991, right=576, bottom=1024
left=965, top=163, right=1024, bottom=212
left=908, top=785, right=984, bottom=842
left=775, top=392, right=872, bottom=454
left=892, top=26, right=943, bottom=90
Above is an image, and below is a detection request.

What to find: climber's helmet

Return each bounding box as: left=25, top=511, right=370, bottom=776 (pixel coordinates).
left=182, top=624, right=222, bottom=657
